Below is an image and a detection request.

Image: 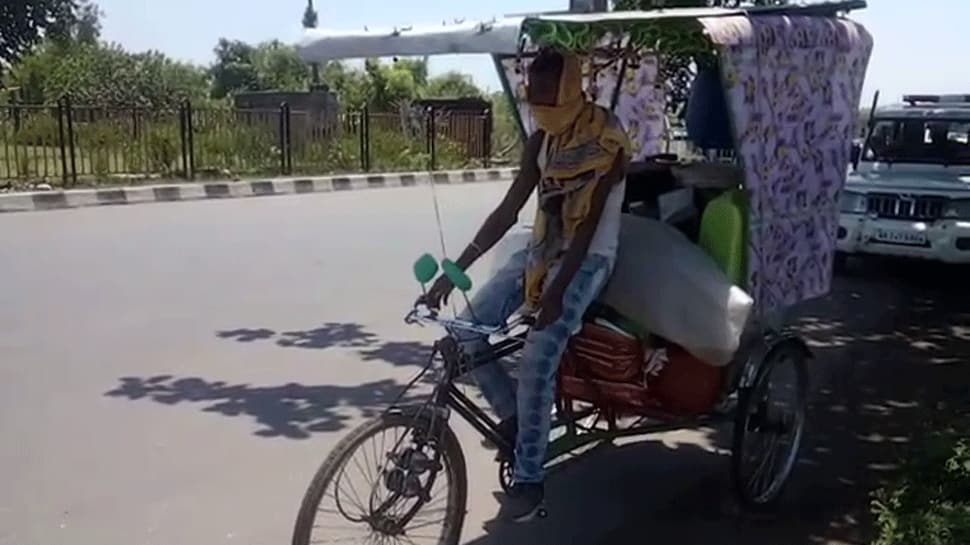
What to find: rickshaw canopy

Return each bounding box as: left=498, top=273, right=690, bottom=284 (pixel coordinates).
left=296, top=1, right=866, bottom=62
left=295, top=2, right=874, bottom=314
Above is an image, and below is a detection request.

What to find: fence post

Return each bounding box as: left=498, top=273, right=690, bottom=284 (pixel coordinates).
left=64, top=95, right=77, bottom=187
left=427, top=107, right=437, bottom=171
left=179, top=101, right=189, bottom=179
left=131, top=107, right=139, bottom=141
left=284, top=102, right=292, bottom=175
left=483, top=108, right=493, bottom=168
left=357, top=110, right=364, bottom=171
left=278, top=103, right=286, bottom=175
left=359, top=106, right=370, bottom=172
left=185, top=100, right=195, bottom=180
left=56, top=98, right=69, bottom=186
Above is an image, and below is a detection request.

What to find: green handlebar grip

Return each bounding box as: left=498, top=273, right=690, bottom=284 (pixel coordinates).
left=413, top=253, right=439, bottom=284
left=441, top=259, right=472, bottom=292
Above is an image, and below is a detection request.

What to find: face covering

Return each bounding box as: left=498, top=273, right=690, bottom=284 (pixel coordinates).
left=529, top=54, right=585, bottom=135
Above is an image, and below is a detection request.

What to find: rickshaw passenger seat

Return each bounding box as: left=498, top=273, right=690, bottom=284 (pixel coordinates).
left=697, top=188, right=747, bottom=287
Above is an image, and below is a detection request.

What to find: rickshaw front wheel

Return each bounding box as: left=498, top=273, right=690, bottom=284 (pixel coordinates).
left=291, top=410, right=468, bottom=545
left=731, top=339, right=809, bottom=511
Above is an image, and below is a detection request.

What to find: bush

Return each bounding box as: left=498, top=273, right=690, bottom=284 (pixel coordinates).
left=290, top=125, right=469, bottom=175
left=872, top=422, right=970, bottom=545
left=292, top=134, right=360, bottom=174
left=195, top=122, right=278, bottom=175
left=75, top=122, right=126, bottom=178
left=146, top=129, right=180, bottom=175
left=12, top=113, right=60, bottom=147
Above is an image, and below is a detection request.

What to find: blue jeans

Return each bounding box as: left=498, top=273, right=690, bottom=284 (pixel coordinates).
left=452, top=249, right=611, bottom=483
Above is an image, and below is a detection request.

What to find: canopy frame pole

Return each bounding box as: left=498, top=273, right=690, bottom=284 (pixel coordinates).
left=492, top=54, right=529, bottom=142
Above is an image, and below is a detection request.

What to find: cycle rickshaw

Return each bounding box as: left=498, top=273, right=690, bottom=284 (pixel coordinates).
left=291, top=3, right=873, bottom=543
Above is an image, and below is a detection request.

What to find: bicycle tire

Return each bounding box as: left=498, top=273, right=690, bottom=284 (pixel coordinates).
left=731, top=341, right=809, bottom=511
left=291, top=410, right=468, bottom=545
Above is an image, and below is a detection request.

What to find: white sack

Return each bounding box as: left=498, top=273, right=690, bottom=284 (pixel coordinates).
left=487, top=216, right=753, bottom=366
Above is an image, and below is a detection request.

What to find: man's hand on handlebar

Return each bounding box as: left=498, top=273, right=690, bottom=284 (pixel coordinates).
left=419, top=275, right=455, bottom=310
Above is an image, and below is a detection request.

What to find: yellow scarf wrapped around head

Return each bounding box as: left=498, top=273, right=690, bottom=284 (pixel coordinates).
left=524, top=53, right=631, bottom=311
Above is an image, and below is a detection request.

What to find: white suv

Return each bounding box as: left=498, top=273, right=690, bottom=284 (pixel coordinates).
left=838, top=94, right=970, bottom=266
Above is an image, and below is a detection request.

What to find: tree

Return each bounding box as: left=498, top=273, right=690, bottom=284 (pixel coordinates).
left=70, top=0, right=101, bottom=45
left=5, top=41, right=60, bottom=102
left=251, top=40, right=309, bottom=91
left=8, top=41, right=207, bottom=108
left=425, top=72, right=483, bottom=99
left=302, top=0, right=318, bottom=29
left=0, top=0, right=77, bottom=77
left=39, top=43, right=208, bottom=108
left=321, top=61, right=371, bottom=109
left=5, top=1, right=208, bottom=108
left=40, top=0, right=100, bottom=54
left=209, top=39, right=259, bottom=99
left=364, top=58, right=419, bottom=110
left=209, top=38, right=309, bottom=98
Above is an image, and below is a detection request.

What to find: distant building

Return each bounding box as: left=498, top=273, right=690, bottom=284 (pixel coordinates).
left=233, top=87, right=340, bottom=137
left=415, top=97, right=490, bottom=116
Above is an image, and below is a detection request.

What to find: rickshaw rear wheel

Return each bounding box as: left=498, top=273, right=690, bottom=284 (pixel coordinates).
left=291, top=410, right=468, bottom=545
left=731, top=339, right=809, bottom=511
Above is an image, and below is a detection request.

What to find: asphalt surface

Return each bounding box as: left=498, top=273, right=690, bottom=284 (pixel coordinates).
left=1, top=182, right=967, bottom=545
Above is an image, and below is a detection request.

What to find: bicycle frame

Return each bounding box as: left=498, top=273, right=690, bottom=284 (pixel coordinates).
left=398, top=302, right=806, bottom=467
left=428, top=334, right=523, bottom=459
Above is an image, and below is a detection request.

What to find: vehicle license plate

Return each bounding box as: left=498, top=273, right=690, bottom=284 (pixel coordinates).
left=873, top=228, right=927, bottom=246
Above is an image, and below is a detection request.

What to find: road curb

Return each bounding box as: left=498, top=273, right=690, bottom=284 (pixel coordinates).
left=0, top=168, right=519, bottom=214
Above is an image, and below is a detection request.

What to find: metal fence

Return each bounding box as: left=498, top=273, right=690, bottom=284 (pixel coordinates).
left=0, top=99, right=493, bottom=187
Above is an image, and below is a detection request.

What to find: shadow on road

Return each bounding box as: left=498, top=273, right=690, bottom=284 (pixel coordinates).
left=106, top=323, right=441, bottom=438
left=217, top=322, right=380, bottom=351
left=105, top=261, right=969, bottom=544
left=460, top=260, right=970, bottom=545
left=104, top=375, right=414, bottom=439
left=217, top=322, right=437, bottom=368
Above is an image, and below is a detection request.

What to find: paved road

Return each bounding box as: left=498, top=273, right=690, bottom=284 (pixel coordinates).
left=1, top=184, right=967, bottom=545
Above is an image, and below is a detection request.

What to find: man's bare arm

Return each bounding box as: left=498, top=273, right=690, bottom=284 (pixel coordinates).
left=452, top=132, right=543, bottom=271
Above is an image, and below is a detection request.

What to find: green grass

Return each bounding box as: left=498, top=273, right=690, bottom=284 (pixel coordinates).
left=871, top=417, right=970, bottom=545
left=1, top=126, right=485, bottom=188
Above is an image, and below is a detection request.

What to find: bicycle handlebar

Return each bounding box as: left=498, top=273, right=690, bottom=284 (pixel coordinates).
left=405, top=303, right=530, bottom=341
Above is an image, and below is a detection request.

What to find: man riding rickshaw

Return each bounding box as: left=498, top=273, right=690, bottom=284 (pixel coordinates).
left=290, top=3, right=873, bottom=543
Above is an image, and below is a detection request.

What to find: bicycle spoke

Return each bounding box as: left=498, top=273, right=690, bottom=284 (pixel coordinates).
left=360, top=432, right=377, bottom=487
left=762, top=438, right=785, bottom=495
left=336, top=468, right=369, bottom=515
left=402, top=516, right=447, bottom=531
left=748, top=433, right=780, bottom=496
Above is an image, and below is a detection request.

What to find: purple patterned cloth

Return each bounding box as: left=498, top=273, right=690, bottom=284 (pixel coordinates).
left=700, top=15, right=873, bottom=313
left=500, top=52, right=665, bottom=160
left=496, top=14, right=871, bottom=314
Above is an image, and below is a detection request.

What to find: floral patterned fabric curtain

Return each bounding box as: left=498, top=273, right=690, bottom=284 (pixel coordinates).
left=700, top=15, right=873, bottom=313
left=499, top=52, right=665, bottom=160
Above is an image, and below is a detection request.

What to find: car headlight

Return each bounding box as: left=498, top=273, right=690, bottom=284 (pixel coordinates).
left=840, top=190, right=868, bottom=214
left=943, top=199, right=970, bottom=220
